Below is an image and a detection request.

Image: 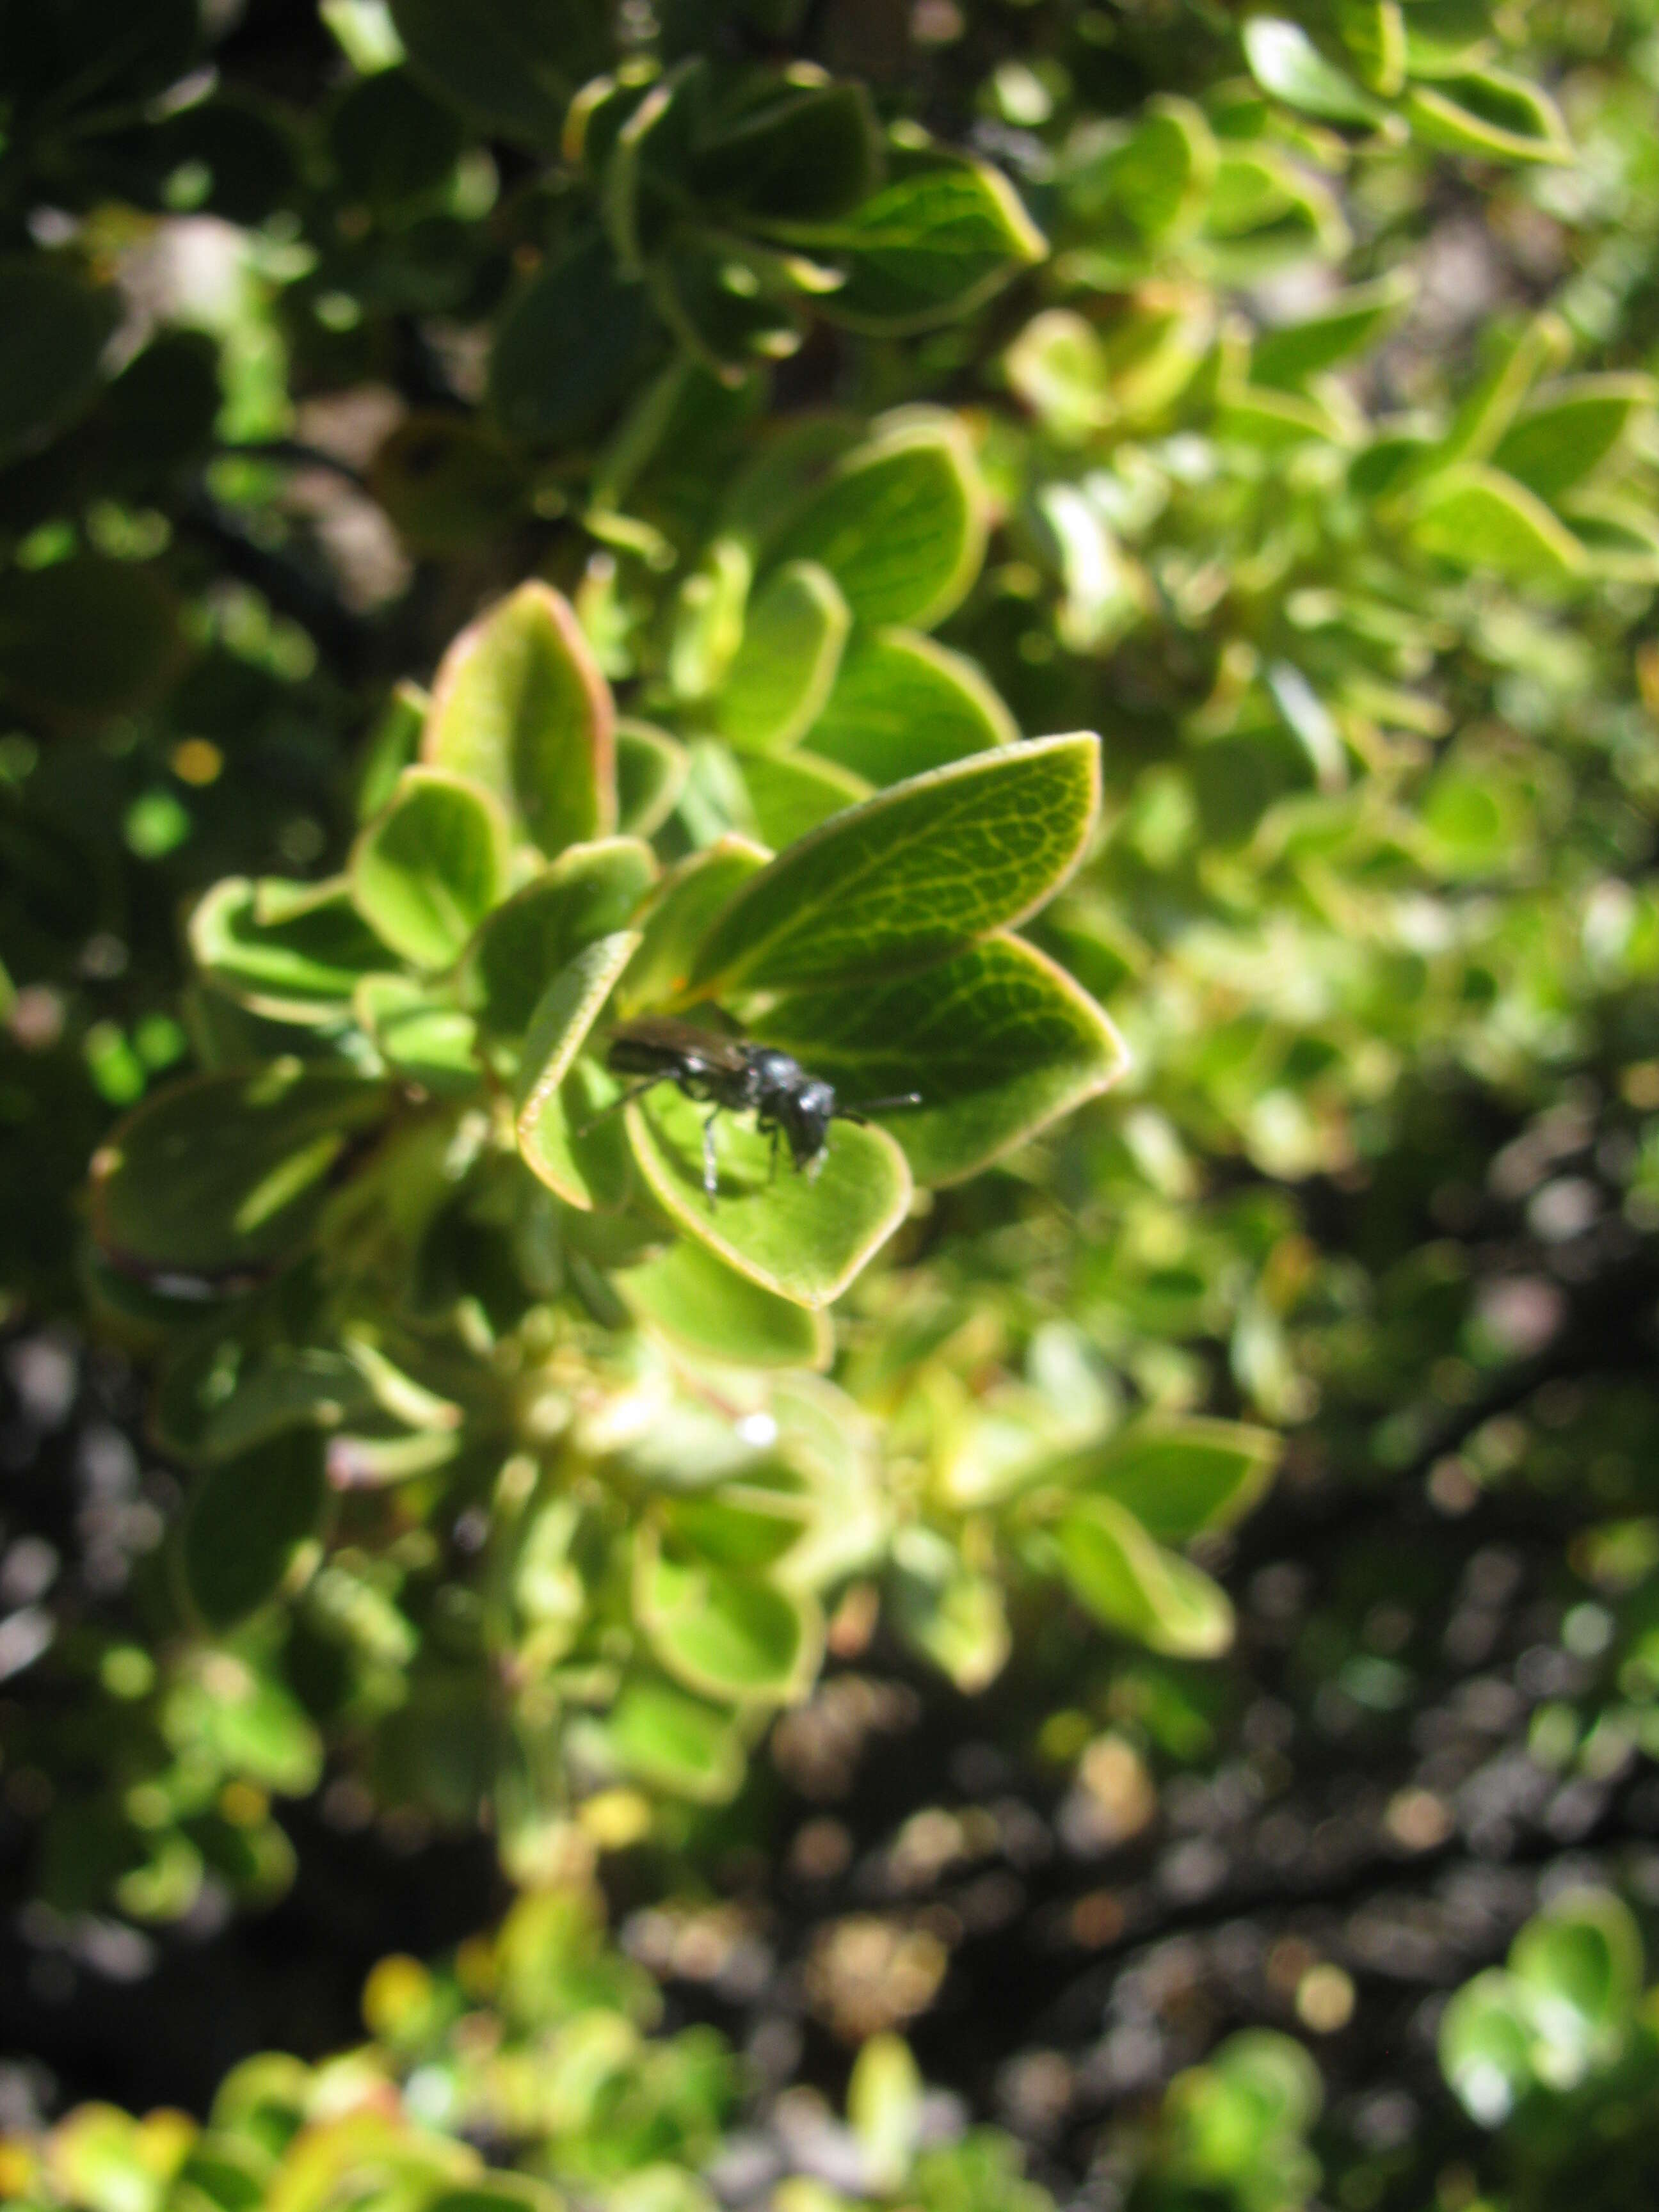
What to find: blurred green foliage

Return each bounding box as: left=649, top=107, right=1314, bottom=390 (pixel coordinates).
left=4, top=1, right=1659, bottom=2208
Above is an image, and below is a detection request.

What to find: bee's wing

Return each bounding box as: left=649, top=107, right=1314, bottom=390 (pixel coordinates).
left=607, top=1016, right=751, bottom=1076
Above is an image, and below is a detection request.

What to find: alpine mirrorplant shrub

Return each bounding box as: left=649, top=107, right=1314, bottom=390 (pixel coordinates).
left=5, top=4, right=1659, bottom=2212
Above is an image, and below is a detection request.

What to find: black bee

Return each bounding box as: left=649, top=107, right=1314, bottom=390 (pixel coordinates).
left=596, top=1016, right=918, bottom=1203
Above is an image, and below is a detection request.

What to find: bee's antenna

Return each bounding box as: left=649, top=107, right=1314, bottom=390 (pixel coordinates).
left=835, top=1092, right=922, bottom=1125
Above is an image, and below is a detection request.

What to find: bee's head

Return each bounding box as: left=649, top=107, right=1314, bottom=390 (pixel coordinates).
left=780, top=1077, right=837, bottom=1167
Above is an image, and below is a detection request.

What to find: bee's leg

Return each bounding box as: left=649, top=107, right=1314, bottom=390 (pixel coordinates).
left=769, top=1122, right=781, bottom=1186
left=701, top=1111, right=722, bottom=1205
left=576, top=1077, right=656, bottom=1136
left=806, top=1144, right=826, bottom=1184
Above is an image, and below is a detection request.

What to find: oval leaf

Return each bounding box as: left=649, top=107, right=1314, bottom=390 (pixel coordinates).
left=389, top=0, right=579, bottom=148
left=514, top=931, right=643, bottom=1208
left=0, top=259, right=119, bottom=461
left=602, top=1675, right=745, bottom=1802
left=351, top=767, right=510, bottom=971
left=616, top=717, right=689, bottom=838
left=1409, top=465, right=1587, bottom=584
left=625, top=1083, right=911, bottom=1309
left=463, top=838, right=655, bottom=1036
left=1406, top=69, right=1572, bottom=164
left=179, top=1430, right=327, bottom=1632
left=92, top=1066, right=394, bottom=1283
left=488, top=234, right=647, bottom=444
left=1242, top=16, right=1385, bottom=123
left=689, top=733, right=1102, bottom=994
left=635, top=1531, right=821, bottom=1703
left=1490, top=374, right=1655, bottom=502
left=809, top=628, right=1016, bottom=783
left=714, top=560, right=850, bottom=754
left=189, top=877, right=389, bottom=1025
left=794, top=149, right=1046, bottom=335
left=1510, top=1889, right=1644, bottom=2052
left=1054, top=1418, right=1281, bottom=1543
left=354, top=976, right=481, bottom=1093
left=762, top=412, right=986, bottom=629
left=619, top=835, right=771, bottom=1014
left=1052, top=1494, right=1235, bottom=1656
left=738, top=749, right=871, bottom=849
left=765, top=932, right=1126, bottom=1185
left=424, top=581, right=616, bottom=856
left=619, top=1237, right=831, bottom=1370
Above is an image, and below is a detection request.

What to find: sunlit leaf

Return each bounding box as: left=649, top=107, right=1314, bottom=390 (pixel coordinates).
left=689, top=734, right=1101, bottom=993
left=625, top=1084, right=911, bottom=1309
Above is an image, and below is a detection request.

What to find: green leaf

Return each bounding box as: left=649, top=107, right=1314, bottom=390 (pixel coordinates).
left=189, top=877, right=389, bottom=1025
left=1242, top=16, right=1386, bottom=124
left=1489, top=374, right=1656, bottom=502
left=1062, top=97, right=1216, bottom=244
left=693, top=77, right=881, bottom=222
left=1336, top=0, right=1407, bottom=93
left=428, top=2184, right=560, bottom=2212
left=1408, top=465, right=1587, bottom=584
left=635, top=1530, right=821, bottom=1702
left=888, top=1526, right=1011, bottom=1692
left=689, top=733, right=1101, bottom=994
left=1252, top=271, right=1416, bottom=388
left=0, top=259, right=119, bottom=461
left=1510, top=1889, right=1644, bottom=2070
left=1406, top=70, right=1572, bottom=163
left=488, top=234, right=648, bottom=444
left=648, top=237, right=806, bottom=380
left=714, top=561, right=850, bottom=753
left=179, top=1431, right=327, bottom=1632
left=1400, top=0, right=1495, bottom=79
left=1053, top=1420, right=1281, bottom=1543
left=357, top=681, right=428, bottom=822
left=328, top=65, right=463, bottom=205
left=762, top=411, right=986, bottom=629
left=92, top=1065, right=393, bottom=1282
left=784, top=147, right=1046, bottom=334
left=1440, top=312, right=1571, bottom=465
left=661, top=1473, right=817, bottom=1575
left=603, top=1676, right=745, bottom=1801
left=620, top=835, right=771, bottom=1013
left=1051, top=1495, right=1235, bottom=1656
left=369, top=415, right=527, bottom=556
left=738, top=749, right=870, bottom=849
left=156, top=1334, right=375, bottom=1465
left=0, top=554, right=182, bottom=719
left=668, top=536, right=752, bottom=701
left=764, top=931, right=1126, bottom=1185
left=1005, top=309, right=1115, bottom=441
left=388, top=0, right=588, bottom=148
left=424, top=581, right=616, bottom=857
left=620, top=1237, right=831, bottom=1368
left=1440, top=1970, right=1535, bottom=2126
left=603, top=60, right=698, bottom=272
left=625, top=1084, right=911, bottom=1308
left=809, top=629, right=1016, bottom=783
left=1033, top=484, right=1142, bottom=653
left=1199, top=151, right=1350, bottom=276
left=170, top=1666, right=323, bottom=1798
left=848, top=2034, right=925, bottom=2195
left=1219, top=378, right=1352, bottom=449
left=353, top=975, right=481, bottom=1093
left=616, top=718, right=690, bottom=838
left=463, top=838, right=656, bottom=1036
left=514, top=932, right=643, bottom=1208
left=351, top=767, right=510, bottom=971
left=1562, top=494, right=1659, bottom=584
